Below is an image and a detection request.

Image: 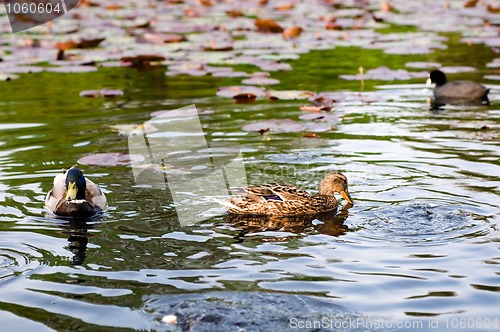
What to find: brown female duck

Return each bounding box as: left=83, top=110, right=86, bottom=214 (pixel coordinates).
left=217, top=171, right=353, bottom=216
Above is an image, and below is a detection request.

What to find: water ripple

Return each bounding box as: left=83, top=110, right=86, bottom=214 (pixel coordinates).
left=351, top=203, right=492, bottom=246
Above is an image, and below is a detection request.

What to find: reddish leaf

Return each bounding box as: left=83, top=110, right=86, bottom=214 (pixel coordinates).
left=255, top=18, right=284, bottom=33
left=283, top=26, right=303, bottom=40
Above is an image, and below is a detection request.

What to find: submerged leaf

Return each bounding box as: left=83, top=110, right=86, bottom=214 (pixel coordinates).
left=78, top=153, right=144, bottom=166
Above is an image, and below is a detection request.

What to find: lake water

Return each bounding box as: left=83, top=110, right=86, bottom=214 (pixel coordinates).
left=1, top=9, right=500, bottom=332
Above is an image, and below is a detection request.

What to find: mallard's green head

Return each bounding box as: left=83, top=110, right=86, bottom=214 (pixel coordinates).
left=65, top=167, right=86, bottom=201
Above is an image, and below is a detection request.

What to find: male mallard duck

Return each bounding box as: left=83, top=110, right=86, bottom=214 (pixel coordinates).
left=45, top=166, right=107, bottom=218
left=428, top=70, right=490, bottom=106
left=216, top=171, right=353, bottom=216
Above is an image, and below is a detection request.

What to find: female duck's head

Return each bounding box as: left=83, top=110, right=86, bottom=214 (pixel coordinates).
left=319, top=171, right=353, bottom=205
left=65, top=167, right=86, bottom=201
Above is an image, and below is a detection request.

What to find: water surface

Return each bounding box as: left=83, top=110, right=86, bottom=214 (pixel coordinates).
left=1, top=39, right=499, bottom=331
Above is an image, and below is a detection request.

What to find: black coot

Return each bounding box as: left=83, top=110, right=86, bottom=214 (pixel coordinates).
left=429, top=70, right=489, bottom=107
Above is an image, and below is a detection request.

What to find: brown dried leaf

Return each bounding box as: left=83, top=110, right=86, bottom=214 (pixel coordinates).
left=283, top=26, right=303, bottom=40
left=77, top=38, right=105, bottom=49
left=255, top=18, right=284, bottom=33
left=379, top=1, right=394, bottom=12
left=487, top=4, right=500, bottom=13
left=464, top=0, right=479, bottom=8
left=56, top=40, right=78, bottom=51
left=233, top=93, right=257, bottom=103
left=121, top=55, right=165, bottom=67
left=226, top=10, right=243, bottom=17
left=275, top=3, right=294, bottom=11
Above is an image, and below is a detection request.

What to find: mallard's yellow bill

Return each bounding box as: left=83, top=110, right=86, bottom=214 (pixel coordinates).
left=66, top=182, right=78, bottom=201
left=340, top=189, right=354, bottom=205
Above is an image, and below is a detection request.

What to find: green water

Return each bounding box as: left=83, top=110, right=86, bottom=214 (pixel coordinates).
left=1, top=30, right=499, bottom=332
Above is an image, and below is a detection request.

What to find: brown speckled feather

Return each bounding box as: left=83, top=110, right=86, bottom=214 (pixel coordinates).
left=219, top=172, right=353, bottom=216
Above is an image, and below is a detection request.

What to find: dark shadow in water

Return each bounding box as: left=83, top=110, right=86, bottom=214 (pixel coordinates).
left=430, top=97, right=489, bottom=111
left=223, top=205, right=352, bottom=242
left=144, top=291, right=402, bottom=332
left=61, top=220, right=91, bottom=266
left=45, top=214, right=105, bottom=266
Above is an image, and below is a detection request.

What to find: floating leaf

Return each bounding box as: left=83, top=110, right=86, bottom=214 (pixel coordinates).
left=267, top=90, right=314, bottom=100
left=45, top=66, right=98, bottom=73
left=242, top=76, right=280, bottom=85
left=80, top=89, right=124, bottom=98
left=484, top=75, right=500, bottom=81
left=216, top=86, right=266, bottom=98
left=137, top=33, right=187, bottom=44
left=255, top=18, right=284, bottom=33
left=299, top=112, right=339, bottom=122
left=255, top=61, right=292, bottom=71
left=302, top=133, right=319, bottom=138
left=242, top=119, right=303, bottom=133
left=439, top=66, right=477, bottom=73
left=121, top=55, right=166, bottom=67
left=300, top=96, right=335, bottom=112
left=242, top=119, right=331, bottom=133
left=212, top=71, right=249, bottom=78
left=405, top=62, right=442, bottom=69
left=77, top=38, right=106, bottom=49
left=78, top=153, right=144, bottom=166
left=283, top=26, right=303, bottom=40
left=340, top=66, right=424, bottom=81
left=233, top=93, right=257, bottom=103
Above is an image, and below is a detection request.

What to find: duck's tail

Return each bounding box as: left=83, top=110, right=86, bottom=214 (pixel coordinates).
left=213, top=198, right=242, bottom=211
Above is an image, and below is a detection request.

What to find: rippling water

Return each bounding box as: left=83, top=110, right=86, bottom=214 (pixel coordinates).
left=1, top=62, right=500, bottom=330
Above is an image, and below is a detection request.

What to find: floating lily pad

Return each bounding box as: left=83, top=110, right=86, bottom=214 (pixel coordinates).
left=255, top=18, right=284, bottom=33
left=78, top=153, right=144, bottom=166
left=242, top=119, right=331, bottom=133
left=340, top=66, right=424, bottom=81
left=242, top=76, right=280, bottom=85
left=299, top=112, right=339, bottom=122
left=233, top=93, right=257, bottom=104
left=212, top=71, right=250, bottom=78
left=484, top=75, right=500, bottom=81
left=121, top=55, right=166, bottom=67
left=439, top=66, right=477, bottom=73
left=405, top=62, right=442, bottom=69
left=80, top=89, right=124, bottom=98
left=267, top=90, right=314, bottom=100
left=45, top=66, right=98, bottom=73
left=216, top=86, right=266, bottom=98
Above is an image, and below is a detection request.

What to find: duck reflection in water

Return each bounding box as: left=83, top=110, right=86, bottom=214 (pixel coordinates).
left=225, top=205, right=352, bottom=242
left=62, top=220, right=91, bottom=266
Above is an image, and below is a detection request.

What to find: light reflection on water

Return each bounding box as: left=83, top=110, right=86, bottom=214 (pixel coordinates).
left=0, top=80, right=499, bottom=331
